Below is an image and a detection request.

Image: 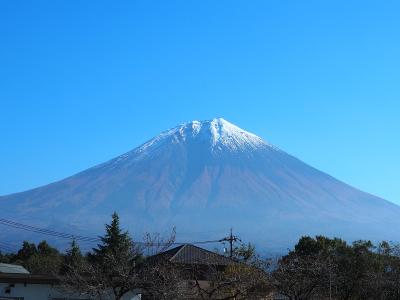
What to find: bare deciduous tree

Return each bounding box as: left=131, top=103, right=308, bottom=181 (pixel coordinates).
left=60, top=213, right=179, bottom=300
left=272, top=253, right=327, bottom=300
left=187, top=256, right=270, bottom=299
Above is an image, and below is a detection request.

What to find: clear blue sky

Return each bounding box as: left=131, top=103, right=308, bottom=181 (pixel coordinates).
left=1, top=1, right=399, bottom=204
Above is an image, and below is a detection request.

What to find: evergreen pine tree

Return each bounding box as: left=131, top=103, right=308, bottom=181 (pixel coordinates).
left=16, top=241, right=37, bottom=261
left=61, top=239, right=83, bottom=274
left=61, top=212, right=178, bottom=300
left=92, top=212, right=135, bottom=264
left=37, top=240, right=59, bottom=256
left=87, top=212, right=141, bottom=299
left=26, top=240, right=62, bottom=274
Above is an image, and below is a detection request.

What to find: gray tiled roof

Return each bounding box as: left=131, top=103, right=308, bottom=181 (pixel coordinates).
left=0, top=263, right=30, bottom=274
left=154, top=244, right=235, bottom=266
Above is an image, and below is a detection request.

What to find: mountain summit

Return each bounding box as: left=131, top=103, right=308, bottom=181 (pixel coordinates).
left=115, top=118, right=271, bottom=162
left=2, top=118, right=400, bottom=250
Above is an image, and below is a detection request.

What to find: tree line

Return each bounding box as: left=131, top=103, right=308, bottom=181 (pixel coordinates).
left=273, top=236, right=400, bottom=300
left=2, top=214, right=400, bottom=299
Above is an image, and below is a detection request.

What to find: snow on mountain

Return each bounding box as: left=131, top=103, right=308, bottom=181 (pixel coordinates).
left=1, top=118, right=400, bottom=251
left=115, top=118, right=272, bottom=161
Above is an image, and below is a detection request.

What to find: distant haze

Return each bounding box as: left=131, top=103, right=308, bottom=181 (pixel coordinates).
left=1, top=118, right=400, bottom=252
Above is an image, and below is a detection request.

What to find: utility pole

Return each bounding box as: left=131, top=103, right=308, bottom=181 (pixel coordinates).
left=220, top=228, right=241, bottom=258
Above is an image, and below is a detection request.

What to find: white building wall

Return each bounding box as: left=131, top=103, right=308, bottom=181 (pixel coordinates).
left=0, top=282, right=141, bottom=300
left=0, top=282, right=70, bottom=300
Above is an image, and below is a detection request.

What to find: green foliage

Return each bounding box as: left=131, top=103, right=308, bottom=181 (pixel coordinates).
left=5, top=229, right=400, bottom=299
left=273, top=236, right=400, bottom=300
left=91, top=212, right=138, bottom=266
left=16, top=241, right=37, bottom=261
left=37, top=240, right=59, bottom=256
left=0, top=251, right=13, bottom=263
left=61, top=239, right=83, bottom=274
left=2, top=240, right=64, bottom=275
left=293, top=235, right=347, bottom=256
left=233, top=242, right=257, bottom=262
left=25, top=240, right=62, bottom=274
left=80, top=212, right=143, bottom=300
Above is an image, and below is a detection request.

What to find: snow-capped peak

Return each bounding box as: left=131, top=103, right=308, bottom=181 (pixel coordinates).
left=205, top=118, right=268, bottom=151
left=134, top=118, right=275, bottom=156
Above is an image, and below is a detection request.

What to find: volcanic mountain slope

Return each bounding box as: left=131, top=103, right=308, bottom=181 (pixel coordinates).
left=1, top=118, right=400, bottom=250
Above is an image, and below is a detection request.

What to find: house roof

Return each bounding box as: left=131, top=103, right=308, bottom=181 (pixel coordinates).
left=0, top=263, right=30, bottom=274
left=152, top=244, right=235, bottom=266
left=0, top=273, right=58, bottom=284
left=0, top=263, right=58, bottom=285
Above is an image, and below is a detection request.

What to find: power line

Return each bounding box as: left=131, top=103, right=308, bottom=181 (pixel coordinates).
left=173, top=239, right=222, bottom=245
left=0, top=218, right=224, bottom=248
left=0, top=218, right=100, bottom=243
left=0, top=245, right=14, bottom=252
left=177, top=228, right=229, bottom=235
left=0, top=242, right=18, bottom=253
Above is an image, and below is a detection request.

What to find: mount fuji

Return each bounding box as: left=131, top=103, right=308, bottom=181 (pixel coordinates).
left=1, top=118, right=400, bottom=251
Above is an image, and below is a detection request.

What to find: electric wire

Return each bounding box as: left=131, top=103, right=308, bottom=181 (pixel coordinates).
left=0, top=218, right=226, bottom=250
left=0, top=241, right=18, bottom=252
left=0, top=218, right=100, bottom=243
